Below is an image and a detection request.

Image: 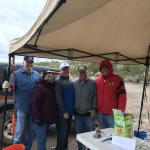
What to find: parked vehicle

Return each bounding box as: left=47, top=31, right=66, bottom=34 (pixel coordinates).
left=0, top=62, right=59, bottom=145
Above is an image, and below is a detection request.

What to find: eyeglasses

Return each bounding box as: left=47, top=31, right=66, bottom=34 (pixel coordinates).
left=45, top=74, right=53, bottom=78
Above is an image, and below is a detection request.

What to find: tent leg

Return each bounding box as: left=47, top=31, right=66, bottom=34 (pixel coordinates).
left=137, top=50, right=150, bottom=132
left=0, top=55, right=11, bottom=150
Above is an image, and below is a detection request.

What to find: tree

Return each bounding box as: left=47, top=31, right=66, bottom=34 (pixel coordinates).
left=35, top=60, right=148, bottom=82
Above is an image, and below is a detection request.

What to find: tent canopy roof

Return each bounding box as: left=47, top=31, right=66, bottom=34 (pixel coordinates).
left=9, top=0, right=150, bottom=65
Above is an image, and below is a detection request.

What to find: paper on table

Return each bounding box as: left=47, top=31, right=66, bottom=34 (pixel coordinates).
left=112, top=136, right=136, bottom=150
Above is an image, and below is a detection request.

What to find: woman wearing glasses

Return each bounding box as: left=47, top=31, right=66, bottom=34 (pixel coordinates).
left=31, top=71, right=57, bottom=150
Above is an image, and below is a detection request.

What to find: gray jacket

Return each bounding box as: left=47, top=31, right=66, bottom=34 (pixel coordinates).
left=74, top=78, right=96, bottom=114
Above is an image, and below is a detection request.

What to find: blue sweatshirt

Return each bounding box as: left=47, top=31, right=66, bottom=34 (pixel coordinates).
left=55, top=75, right=75, bottom=116
left=10, top=68, right=41, bottom=113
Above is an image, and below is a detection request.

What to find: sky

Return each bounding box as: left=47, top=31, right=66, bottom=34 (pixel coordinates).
left=0, top=0, right=47, bottom=62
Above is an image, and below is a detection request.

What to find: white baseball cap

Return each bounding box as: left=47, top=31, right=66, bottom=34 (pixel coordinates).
left=59, top=62, right=70, bottom=70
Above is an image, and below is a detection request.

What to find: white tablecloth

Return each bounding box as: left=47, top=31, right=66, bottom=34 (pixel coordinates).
left=76, top=128, right=149, bottom=150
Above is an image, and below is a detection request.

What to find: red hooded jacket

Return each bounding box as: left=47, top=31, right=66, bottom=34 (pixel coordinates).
left=96, top=60, right=127, bottom=114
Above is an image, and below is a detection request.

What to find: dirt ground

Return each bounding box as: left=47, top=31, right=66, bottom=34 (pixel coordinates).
left=126, top=82, right=150, bottom=132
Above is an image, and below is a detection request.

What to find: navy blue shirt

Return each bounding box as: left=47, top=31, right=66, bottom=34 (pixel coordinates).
left=55, top=76, right=75, bottom=116
left=10, top=68, right=41, bottom=113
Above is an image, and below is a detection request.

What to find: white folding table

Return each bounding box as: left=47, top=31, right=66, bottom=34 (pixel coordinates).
left=76, top=128, right=149, bottom=150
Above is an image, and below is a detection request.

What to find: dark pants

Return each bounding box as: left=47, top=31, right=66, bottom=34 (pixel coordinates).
left=75, top=115, right=95, bottom=150
left=56, top=116, right=72, bottom=150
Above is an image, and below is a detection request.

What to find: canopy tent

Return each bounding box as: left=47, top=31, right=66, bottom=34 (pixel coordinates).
left=9, top=0, right=150, bottom=65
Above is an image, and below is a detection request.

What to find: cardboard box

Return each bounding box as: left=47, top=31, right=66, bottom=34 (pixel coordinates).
left=113, top=109, right=133, bottom=138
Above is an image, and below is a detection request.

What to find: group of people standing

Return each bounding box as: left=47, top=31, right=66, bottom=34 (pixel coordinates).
left=3, top=56, right=127, bottom=150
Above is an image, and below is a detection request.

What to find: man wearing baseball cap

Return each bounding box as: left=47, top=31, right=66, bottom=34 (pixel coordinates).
left=8, top=56, right=41, bottom=149
left=74, top=65, right=96, bottom=150
left=55, top=62, right=74, bottom=150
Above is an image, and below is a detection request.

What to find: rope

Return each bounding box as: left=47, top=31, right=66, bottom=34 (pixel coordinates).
left=10, top=56, right=16, bottom=136
left=11, top=56, right=15, bottom=97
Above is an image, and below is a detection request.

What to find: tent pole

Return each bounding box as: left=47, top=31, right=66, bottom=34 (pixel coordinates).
left=0, top=55, right=11, bottom=150
left=137, top=47, right=150, bottom=132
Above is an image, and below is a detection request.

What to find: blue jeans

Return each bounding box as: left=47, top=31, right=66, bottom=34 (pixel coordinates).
left=33, top=123, right=49, bottom=150
left=75, top=115, right=94, bottom=150
left=56, top=116, right=72, bottom=150
left=97, top=113, right=114, bottom=129
left=14, top=111, right=35, bottom=150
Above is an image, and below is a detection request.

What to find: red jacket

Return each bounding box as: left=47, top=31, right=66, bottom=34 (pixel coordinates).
left=96, top=60, right=127, bottom=114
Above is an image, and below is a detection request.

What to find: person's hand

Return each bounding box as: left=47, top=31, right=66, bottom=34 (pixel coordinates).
left=64, top=112, right=69, bottom=119
left=2, top=81, right=10, bottom=89
left=34, top=119, right=43, bottom=126
left=90, top=110, right=96, bottom=118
